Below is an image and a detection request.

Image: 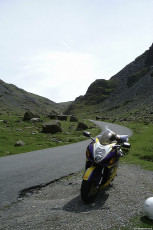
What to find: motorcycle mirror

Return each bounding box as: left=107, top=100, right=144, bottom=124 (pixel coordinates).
left=83, top=131, right=91, bottom=138
left=122, top=142, right=131, bottom=148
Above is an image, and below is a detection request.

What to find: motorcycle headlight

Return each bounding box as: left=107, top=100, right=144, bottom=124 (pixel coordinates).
left=95, top=147, right=106, bottom=163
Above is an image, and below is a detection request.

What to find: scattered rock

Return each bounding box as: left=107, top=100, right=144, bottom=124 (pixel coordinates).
left=15, top=140, right=25, bottom=147
left=51, top=137, right=62, bottom=143
left=65, top=131, right=70, bottom=135
left=30, top=131, right=38, bottom=135
left=3, top=120, right=9, bottom=124
left=16, top=129, right=23, bottom=132
left=42, top=120, right=62, bottom=134
left=15, top=120, right=21, bottom=123
left=30, top=118, right=40, bottom=122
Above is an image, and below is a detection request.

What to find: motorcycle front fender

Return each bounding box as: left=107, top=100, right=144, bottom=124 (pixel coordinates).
left=83, top=166, right=96, bottom=181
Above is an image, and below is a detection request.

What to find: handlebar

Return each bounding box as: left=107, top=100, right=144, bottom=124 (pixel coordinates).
left=83, top=131, right=131, bottom=148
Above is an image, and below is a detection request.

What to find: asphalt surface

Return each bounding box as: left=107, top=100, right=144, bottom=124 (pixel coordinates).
left=0, top=121, right=132, bottom=209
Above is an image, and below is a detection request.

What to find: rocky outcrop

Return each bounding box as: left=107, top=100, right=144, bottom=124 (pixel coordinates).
left=145, top=43, right=153, bottom=66
left=64, top=43, right=153, bottom=119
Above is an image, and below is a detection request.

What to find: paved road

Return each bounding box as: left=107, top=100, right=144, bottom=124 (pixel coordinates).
left=0, top=121, right=132, bottom=208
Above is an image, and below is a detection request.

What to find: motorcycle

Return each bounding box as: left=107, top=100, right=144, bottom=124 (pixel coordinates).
left=81, top=128, right=131, bottom=203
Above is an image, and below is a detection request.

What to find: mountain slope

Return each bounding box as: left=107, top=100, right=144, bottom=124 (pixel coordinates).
left=65, top=43, right=153, bottom=121
left=0, top=80, right=68, bottom=114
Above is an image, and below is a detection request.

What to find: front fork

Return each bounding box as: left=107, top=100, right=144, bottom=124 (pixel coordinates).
left=84, top=152, right=119, bottom=186
left=83, top=162, right=105, bottom=188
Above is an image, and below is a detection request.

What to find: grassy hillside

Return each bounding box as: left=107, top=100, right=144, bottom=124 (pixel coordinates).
left=0, top=79, right=71, bottom=115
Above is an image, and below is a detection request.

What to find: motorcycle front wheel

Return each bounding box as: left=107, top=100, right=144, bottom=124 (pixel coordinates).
left=81, top=180, right=99, bottom=204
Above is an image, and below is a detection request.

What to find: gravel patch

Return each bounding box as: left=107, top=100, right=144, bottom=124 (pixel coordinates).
left=0, top=163, right=153, bottom=230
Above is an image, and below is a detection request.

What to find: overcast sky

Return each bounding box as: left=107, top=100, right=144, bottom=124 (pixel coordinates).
left=0, top=0, right=153, bottom=103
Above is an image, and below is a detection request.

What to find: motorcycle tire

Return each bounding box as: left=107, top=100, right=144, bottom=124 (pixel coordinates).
left=81, top=180, right=99, bottom=204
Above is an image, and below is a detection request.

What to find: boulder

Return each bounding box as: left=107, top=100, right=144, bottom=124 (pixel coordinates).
left=42, top=120, right=62, bottom=134
left=58, top=115, right=67, bottom=121
left=24, top=111, right=40, bottom=121
left=76, top=122, right=88, bottom=131
left=15, top=140, right=25, bottom=147
left=70, top=115, right=78, bottom=122
left=96, top=115, right=102, bottom=120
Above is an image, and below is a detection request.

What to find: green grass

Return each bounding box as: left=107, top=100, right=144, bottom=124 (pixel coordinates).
left=110, top=215, right=153, bottom=229
left=0, top=113, right=101, bottom=157
left=129, top=215, right=153, bottom=229
left=120, top=122, right=153, bottom=171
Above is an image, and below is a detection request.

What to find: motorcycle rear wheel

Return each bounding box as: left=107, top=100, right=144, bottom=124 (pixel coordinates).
left=81, top=180, right=99, bottom=204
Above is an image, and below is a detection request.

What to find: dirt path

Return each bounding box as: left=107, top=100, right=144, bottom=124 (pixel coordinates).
left=1, top=163, right=153, bottom=230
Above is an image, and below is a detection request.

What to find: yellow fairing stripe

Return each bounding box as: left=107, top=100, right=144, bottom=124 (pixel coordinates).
left=83, top=166, right=96, bottom=181
left=95, top=137, right=99, bottom=143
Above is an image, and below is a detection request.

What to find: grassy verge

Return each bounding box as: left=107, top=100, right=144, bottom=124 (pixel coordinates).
left=126, top=215, right=153, bottom=229
left=118, top=121, right=153, bottom=229
left=111, top=215, right=153, bottom=229
left=121, top=122, right=153, bottom=171
left=0, top=113, right=101, bottom=157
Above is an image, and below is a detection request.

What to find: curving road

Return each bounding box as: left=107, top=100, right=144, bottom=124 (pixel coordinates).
left=0, top=121, right=132, bottom=209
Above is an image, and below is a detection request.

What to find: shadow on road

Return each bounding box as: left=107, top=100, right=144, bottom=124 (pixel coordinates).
left=63, top=189, right=110, bottom=213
